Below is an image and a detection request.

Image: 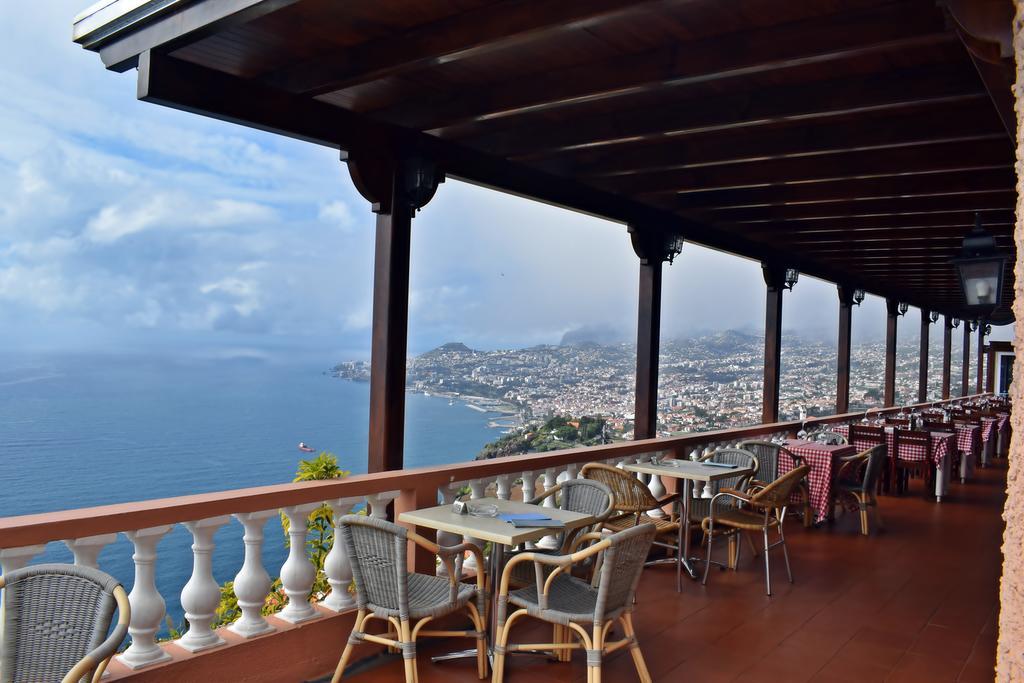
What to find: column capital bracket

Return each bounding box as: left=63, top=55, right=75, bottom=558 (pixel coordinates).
left=628, top=225, right=682, bottom=265
left=343, top=150, right=444, bottom=215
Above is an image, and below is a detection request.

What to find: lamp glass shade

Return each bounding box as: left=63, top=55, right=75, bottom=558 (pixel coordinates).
left=784, top=268, right=799, bottom=288
left=955, top=257, right=1004, bottom=308
left=852, top=289, right=865, bottom=305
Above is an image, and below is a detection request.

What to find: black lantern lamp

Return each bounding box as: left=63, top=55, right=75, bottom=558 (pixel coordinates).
left=969, top=320, right=979, bottom=332
left=897, top=302, right=909, bottom=316
left=930, top=311, right=940, bottom=323
left=952, top=318, right=961, bottom=329
left=783, top=268, right=799, bottom=290
left=985, top=323, right=992, bottom=336
left=666, top=234, right=684, bottom=264
left=953, top=213, right=1007, bottom=314
left=852, top=289, right=865, bottom=305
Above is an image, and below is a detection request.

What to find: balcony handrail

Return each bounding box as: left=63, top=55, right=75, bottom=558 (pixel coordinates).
left=0, top=392, right=992, bottom=549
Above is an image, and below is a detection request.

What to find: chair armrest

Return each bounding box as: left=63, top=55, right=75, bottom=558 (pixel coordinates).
left=62, top=585, right=130, bottom=683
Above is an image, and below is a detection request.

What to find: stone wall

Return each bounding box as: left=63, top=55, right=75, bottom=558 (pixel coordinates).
left=999, top=3, right=1024, bottom=679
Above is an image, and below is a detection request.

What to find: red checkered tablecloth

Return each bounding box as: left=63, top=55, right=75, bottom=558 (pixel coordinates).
left=952, top=424, right=982, bottom=457
left=833, top=425, right=953, bottom=467
left=979, top=418, right=997, bottom=443
left=779, top=439, right=856, bottom=523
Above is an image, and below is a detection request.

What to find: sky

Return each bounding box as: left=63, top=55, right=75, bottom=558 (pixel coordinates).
left=0, top=2, right=1013, bottom=363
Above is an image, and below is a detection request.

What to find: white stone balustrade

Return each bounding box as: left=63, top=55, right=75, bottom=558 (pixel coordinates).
left=178, top=516, right=231, bottom=652
left=323, top=497, right=362, bottom=612
left=278, top=503, right=321, bottom=624
left=229, top=510, right=277, bottom=638
left=64, top=533, right=118, bottom=569
left=436, top=485, right=464, bottom=575
left=462, top=479, right=489, bottom=572
left=646, top=456, right=667, bottom=518
left=519, top=471, right=536, bottom=502
left=538, top=469, right=560, bottom=550
left=118, top=526, right=174, bottom=669
left=495, top=474, right=514, bottom=500
left=366, top=491, right=400, bottom=519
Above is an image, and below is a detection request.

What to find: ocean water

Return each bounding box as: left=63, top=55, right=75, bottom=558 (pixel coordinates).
left=0, top=353, right=505, bottom=629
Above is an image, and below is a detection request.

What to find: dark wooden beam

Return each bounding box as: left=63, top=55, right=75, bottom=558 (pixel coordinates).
left=962, top=323, right=972, bottom=396
left=943, top=316, right=954, bottom=399
left=540, top=100, right=1000, bottom=177
left=785, top=227, right=1013, bottom=244
left=884, top=299, right=899, bottom=407
left=837, top=286, right=855, bottom=414
left=465, top=60, right=981, bottom=158
left=747, top=211, right=1013, bottom=235
left=631, top=226, right=672, bottom=439
left=705, top=191, right=1014, bottom=223
left=671, top=168, right=1014, bottom=210
left=263, top=0, right=677, bottom=96
left=762, top=264, right=787, bottom=424
left=611, top=139, right=1011, bottom=195
left=377, top=3, right=952, bottom=130
left=919, top=309, right=931, bottom=403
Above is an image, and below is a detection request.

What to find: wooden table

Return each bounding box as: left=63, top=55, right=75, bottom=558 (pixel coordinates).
left=625, top=459, right=754, bottom=592
left=399, top=498, right=595, bottom=663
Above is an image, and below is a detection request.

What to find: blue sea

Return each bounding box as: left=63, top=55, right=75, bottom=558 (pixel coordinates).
left=0, top=353, right=505, bottom=629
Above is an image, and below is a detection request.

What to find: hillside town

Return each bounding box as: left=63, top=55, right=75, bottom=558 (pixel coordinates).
left=332, top=331, right=966, bottom=438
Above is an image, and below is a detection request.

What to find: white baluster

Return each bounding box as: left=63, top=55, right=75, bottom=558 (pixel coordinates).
left=519, top=471, right=536, bottom=502
left=118, top=526, right=174, bottom=669
left=647, top=459, right=667, bottom=519
left=366, top=491, right=400, bottom=519
left=436, top=486, right=463, bottom=576
left=462, top=479, right=489, bottom=572
left=278, top=504, right=321, bottom=624
left=63, top=534, right=118, bottom=569
left=229, top=510, right=276, bottom=638
left=0, top=545, right=45, bottom=659
left=177, top=516, right=231, bottom=652
left=495, top=474, right=514, bottom=501
left=322, top=497, right=362, bottom=612
left=538, top=469, right=560, bottom=550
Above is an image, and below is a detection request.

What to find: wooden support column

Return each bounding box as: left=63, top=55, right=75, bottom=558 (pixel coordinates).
left=942, top=316, right=953, bottom=399
left=962, top=323, right=972, bottom=397
left=884, top=299, right=898, bottom=407
left=918, top=309, right=930, bottom=403
left=629, top=227, right=676, bottom=440
left=762, top=265, right=786, bottom=424
left=346, top=152, right=443, bottom=472
left=836, top=285, right=854, bottom=414
left=977, top=325, right=986, bottom=394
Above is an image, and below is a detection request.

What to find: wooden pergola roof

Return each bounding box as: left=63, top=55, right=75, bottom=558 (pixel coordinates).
left=75, top=0, right=1017, bottom=322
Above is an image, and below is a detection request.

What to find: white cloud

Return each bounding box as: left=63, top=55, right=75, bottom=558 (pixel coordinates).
left=86, top=195, right=172, bottom=243
left=0, top=264, right=83, bottom=313
left=318, top=200, right=356, bottom=232
left=200, top=276, right=261, bottom=317
left=195, top=199, right=277, bottom=228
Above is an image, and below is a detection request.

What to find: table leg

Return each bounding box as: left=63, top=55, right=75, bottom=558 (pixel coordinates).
left=676, top=479, right=698, bottom=592
left=431, top=542, right=505, bottom=666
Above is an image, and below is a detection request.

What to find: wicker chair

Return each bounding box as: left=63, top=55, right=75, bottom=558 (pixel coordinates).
left=831, top=445, right=886, bottom=535
left=492, top=524, right=657, bottom=683
left=891, top=429, right=932, bottom=497
left=701, top=464, right=811, bottom=596
left=806, top=430, right=848, bottom=445
left=331, top=515, right=487, bottom=683
left=737, top=441, right=813, bottom=528
left=580, top=462, right=679, bottom=559
left=0, top=563, right=130, bottom=683
left=523, top=478, right=614, bottom=556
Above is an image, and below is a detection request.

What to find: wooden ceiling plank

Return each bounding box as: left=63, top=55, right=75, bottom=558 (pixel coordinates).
left=261, top=0, right=685, bottom=96
left=526, top=97, right=1000, bottom=176
left=372, top=2, right=952, bottom=130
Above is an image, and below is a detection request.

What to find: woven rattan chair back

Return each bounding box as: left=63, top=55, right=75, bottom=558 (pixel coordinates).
left=592, top=524, right=657, bottom=623
left=535, top=478, right=614, bottom=552
left=337, top=515, right=410, bottom=618
left=750, top=464, right=811, bottom=509
left=859, top=445, right=887, bottom=494
left=737, top=440, right=780, bottom=483
left=580, top=462, right=659, bottom=515
left=808, top=430, right=848, bottom=445
left=698, top=448, right=758, bottom=494
left=1, top=563, right=128, bottom=683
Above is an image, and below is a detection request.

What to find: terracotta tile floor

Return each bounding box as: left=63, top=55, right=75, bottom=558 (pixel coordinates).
left=325, top=462, right=1006, bottom=682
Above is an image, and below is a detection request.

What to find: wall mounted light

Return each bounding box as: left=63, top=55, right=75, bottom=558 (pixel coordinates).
left=784, top=268, right=799, bottom=290
left=852, top=289, right=865, bottom=305
left=930, top=311, right=940, bottom=323
left=952, top=318, right=961, bottom=329
left=897, top=302, right=909, bottom=316
left=953, top=212, right=1007, bottom=316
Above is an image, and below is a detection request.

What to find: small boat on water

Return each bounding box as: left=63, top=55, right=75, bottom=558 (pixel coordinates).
left=297, top=442, right=315, bottom=452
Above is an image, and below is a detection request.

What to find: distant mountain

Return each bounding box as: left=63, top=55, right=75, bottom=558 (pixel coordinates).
left=418, top=342, right=475, bottom=359
left=692, top=329, right=762, bottom=352
left=559, top=325, right=629, bottom=346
